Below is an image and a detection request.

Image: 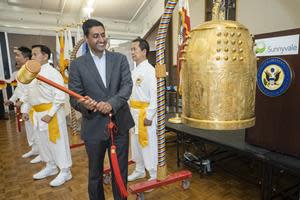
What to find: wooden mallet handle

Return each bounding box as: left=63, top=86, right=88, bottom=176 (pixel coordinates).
left=36, top=75, right=83, bottom=99
left=17, top=60, right=83, bottom=100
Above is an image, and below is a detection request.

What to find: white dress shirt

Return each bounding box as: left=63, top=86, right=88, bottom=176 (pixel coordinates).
left=90, top=50, right=106, bottom=87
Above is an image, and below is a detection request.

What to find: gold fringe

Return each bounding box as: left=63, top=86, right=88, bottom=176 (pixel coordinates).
left=155, top=64, right=167, bottom=78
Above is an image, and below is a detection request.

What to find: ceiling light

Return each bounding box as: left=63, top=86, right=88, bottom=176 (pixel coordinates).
left=83, top=7, right=94, bottom=18
left=87, top=0, right=95, bottom=7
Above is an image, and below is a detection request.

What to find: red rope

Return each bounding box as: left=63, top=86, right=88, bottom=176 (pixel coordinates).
left=107, top=113, right=128, bottom=198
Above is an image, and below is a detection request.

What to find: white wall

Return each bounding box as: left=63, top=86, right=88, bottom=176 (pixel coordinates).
left=134, top=0, right=165, bottom=37
left=112, top=42, right=134, bottom=71
left=237, top=0, right=300, bottom=35
left=172, top=0, right=300, bottom=64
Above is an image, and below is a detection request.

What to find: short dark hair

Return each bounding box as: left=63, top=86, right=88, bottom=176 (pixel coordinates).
left=32, top=44, right=51, bottom=59
left=132, top=37, right=150, bottom=57
left=17, top=46, right=31, bottom=59
left=82, top=19, right=105, bottom=37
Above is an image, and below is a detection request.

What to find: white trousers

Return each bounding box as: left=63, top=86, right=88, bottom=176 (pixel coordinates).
left=33, top=108, right=72, bottom=169
left=130, top=125, right=158, bottom=179
left=24, top=120, right=39, bottom=153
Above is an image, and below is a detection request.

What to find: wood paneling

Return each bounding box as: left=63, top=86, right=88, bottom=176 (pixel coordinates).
left=246, top=28, right=300, bottom=158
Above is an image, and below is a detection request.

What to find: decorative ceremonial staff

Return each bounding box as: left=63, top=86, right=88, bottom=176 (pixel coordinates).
left=129, top=1, right=192, bottom=198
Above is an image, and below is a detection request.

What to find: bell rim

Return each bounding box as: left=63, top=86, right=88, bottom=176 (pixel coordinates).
left=181, top=115, right=255, bottom=130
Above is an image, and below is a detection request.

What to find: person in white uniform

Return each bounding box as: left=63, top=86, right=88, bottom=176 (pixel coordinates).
left=128, top=38, right=158, bottom=181
left=4, top=47, right=41, bottom=163
left=22, top=45, right=72, bottom=187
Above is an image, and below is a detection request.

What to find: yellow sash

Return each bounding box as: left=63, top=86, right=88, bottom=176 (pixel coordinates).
left=0, top=82, right=7, bottom=89
left=130, top=100, right=150, bottom=148
left=32, top=103, right=60, bottom=144
left=10, top=81, right=17, bottom=87
left=29, top=109, right=34, bottom=125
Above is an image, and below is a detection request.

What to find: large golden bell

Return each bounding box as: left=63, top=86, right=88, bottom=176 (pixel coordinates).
left=181, top=20, right=257, bottom=130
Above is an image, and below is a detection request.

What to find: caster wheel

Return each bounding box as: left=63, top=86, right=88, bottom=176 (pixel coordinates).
left=181, top=179, right=190, bottom=190
left=103, top=173, right=111, bottom=185
left=136, top=192, right=145, bottom=200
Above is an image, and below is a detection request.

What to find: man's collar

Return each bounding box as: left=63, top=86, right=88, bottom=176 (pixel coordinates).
left=90, top=49, right=106, bottom=58
left=136, top=59, right=148, bottom=67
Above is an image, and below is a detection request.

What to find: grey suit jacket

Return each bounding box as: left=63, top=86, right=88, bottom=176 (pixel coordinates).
left=68, top=50, right=134, bottom=143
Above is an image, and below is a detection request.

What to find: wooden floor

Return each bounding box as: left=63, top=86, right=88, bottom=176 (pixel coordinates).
left=0, top=115, right=260, bottom=200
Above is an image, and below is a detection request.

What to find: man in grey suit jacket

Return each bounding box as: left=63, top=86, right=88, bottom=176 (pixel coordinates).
left=69, top=19, right=134, bottom=200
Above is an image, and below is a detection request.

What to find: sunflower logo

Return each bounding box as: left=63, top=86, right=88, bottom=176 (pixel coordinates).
left=256, top=41, right=266, bottom=54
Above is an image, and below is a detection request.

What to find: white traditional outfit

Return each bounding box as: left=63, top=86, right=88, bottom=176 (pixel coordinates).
left=8, top=71, right=39, bottom=159
left=129, top=60, right=158, bottom=180
left=22, top=63, right=72, bottom=186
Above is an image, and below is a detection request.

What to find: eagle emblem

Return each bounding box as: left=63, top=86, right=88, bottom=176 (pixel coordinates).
left=257, top=58, right=292, bottom=97
left=263, top=67, right=281, bottom=88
